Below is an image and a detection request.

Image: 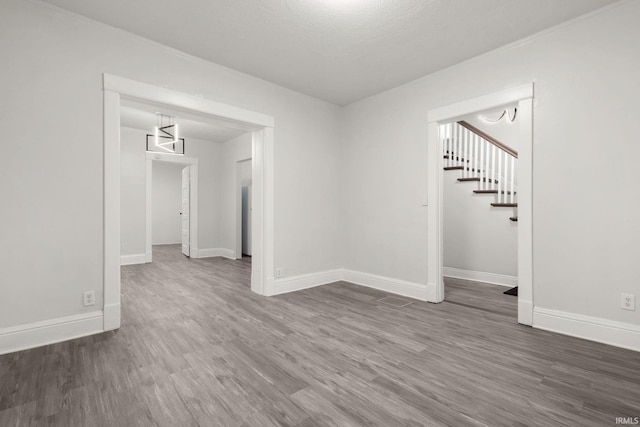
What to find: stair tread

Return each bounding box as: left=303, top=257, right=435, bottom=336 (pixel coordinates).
left=473, top=190, right=515, bottom=194
left=445, top=167, right=485, bottom=173
left=457, top=177, right=480, bottom=182
left=492, top=203, right=518, bottom=207
left=443, top=155, right=469, bottom=162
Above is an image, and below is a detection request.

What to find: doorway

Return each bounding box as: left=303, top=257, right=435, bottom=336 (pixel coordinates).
left=426, top=84, right=534, bottom=325
left=103, top=74, right=275, bottom=331
left=441, top=105, right=520, bottom=318
left=145, top=154, right=199, bottom=263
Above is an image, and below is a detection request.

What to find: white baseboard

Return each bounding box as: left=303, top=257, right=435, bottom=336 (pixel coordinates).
left=120, top=253, right=146, bottom=266
left=196, top=248, right=235, bottom=259
left=342, top=269, right=429, bottom=301
left=426, top=282, right=443, bottom=303
left=265, top=268, right=431, bottom=302
left=0, top=311, right=104, bottom=356
left=103, top=303, right=121, bottom=331
left=443, top=267, right=517, bottom=287
left=518, top=299, right=533, bottom=326
left=533, top=307, right=640, bottom=352
left=267, top=269, right=343, bottom=296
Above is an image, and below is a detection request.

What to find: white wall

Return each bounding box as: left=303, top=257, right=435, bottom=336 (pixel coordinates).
left=0, top=0, right=341, bottom=329
left=120, top=127, right=147, bottom=256
left=342, top=1, right=640, bottom=328
left=443, top=173, right=517, bottom=277
left=152, top=163, right=183, bottom=245
left=240, top=159, right=252, bottom=187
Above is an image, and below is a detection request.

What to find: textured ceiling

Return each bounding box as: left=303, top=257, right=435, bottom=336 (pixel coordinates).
left=42, top=0, right=616, bottom=105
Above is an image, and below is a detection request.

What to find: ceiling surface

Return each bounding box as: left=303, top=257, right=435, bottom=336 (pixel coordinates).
left=42, top=0, right=617, bottom=105
left=121, top=101, right=247, bottom=142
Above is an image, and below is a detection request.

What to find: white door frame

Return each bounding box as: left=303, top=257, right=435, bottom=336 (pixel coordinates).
left=235, top=158, right=251, bottom=259
left=426, top=84, right=534, bottom=325
left=145, top=153, right=198, bottom=262
left=104, top=74, right=275, bottom=331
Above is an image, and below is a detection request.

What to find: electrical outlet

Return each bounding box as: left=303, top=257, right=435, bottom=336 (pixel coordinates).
left=276, top=268, right=283, bottom=278
left=83, top=291, right=96, bottom=307
left=120, top=244, right=125, bottom=252
left=621, top=293, right=636, bottom=311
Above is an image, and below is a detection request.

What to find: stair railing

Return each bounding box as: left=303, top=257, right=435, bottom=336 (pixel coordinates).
left=441, top=120, right=518, bottom=205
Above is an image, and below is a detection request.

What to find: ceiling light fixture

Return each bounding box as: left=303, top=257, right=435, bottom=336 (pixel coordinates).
left=479, top=107, right=517, bottom=123
left=146, top=113, right=185, bottom=155
left=315, top=0, right=370, bottom=12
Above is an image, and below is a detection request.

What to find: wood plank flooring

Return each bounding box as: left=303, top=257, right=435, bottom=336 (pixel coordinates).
left=1, top=244, right=639, bottom=426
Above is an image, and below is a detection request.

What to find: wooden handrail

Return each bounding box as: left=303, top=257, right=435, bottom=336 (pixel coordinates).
left=457, top=120, right=518, bottom=158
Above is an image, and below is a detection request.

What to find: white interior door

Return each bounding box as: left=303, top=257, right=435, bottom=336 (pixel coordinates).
left=181, top=166, right=190, bottom=256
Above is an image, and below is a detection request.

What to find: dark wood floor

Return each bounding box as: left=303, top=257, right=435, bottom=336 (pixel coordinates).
left=1, top=244, right=639, bottom=426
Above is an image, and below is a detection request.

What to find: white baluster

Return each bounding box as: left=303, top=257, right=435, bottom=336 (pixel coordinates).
left=453, top=123, right=460, bottom=166
left=479, top=137, right=484, bottom=189
left=468, top=129, right=472, bottom=178
left=462, top=127, right=467, bottom=178
left=502, top=152, right=507, bottom=204
left=474, top=134, right=479, bottom=178
left=443, top=123, right=447, bottom=166
left=510, top=156, right=515, bottom=204
left=450, top=122, right=455, bottom=167
left=497, top=149, right=501, bottom=202
left=490, top=144, right=495, bottom=191
left=451, top=123, right=455, bottom=167
left=441, top=124, right=445, bottom=166
left=470, top=132, right=474, bottom=177
left=484, top=140, right=489, bottom=190
left=454, top=123, right=458, bottom=167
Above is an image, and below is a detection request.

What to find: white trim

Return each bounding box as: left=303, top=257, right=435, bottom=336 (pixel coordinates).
left=343, top=270, right=429, bottom=301
left=0, top=312, right=104, bottom=356
left=104, top=90, right=121, bottom=331
left=427, top=120, right=444, bottom=303
left=443, top=267, right=517, bottom=287
left=196, top=248, right=235, bottom=259
left=103, top=303, right=120, bottom=331
left=103, top=74, right=274, bottom=338
left=267, top=270, right=343, bottom=296
left=515, top=96, right=534, bottom=326
left=120, top=254, right=146, bottom=266
left=250, top=127, right=275, bottom=296
left=104, top=75, right=274, bottom=128
left=427, top=84, right=534, bottom=325
left=533, top=307, right=640, bottom=353
left=518, top=299, right=533, bottom=326
left=264, top=268, right=432, bottom=302
left=145, top=152, right=199, bottom=164
left=105, top=74, right=276, bottom=335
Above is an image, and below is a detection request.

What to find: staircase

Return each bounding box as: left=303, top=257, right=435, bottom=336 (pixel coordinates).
left=441, top=120, right=518, bottom=221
